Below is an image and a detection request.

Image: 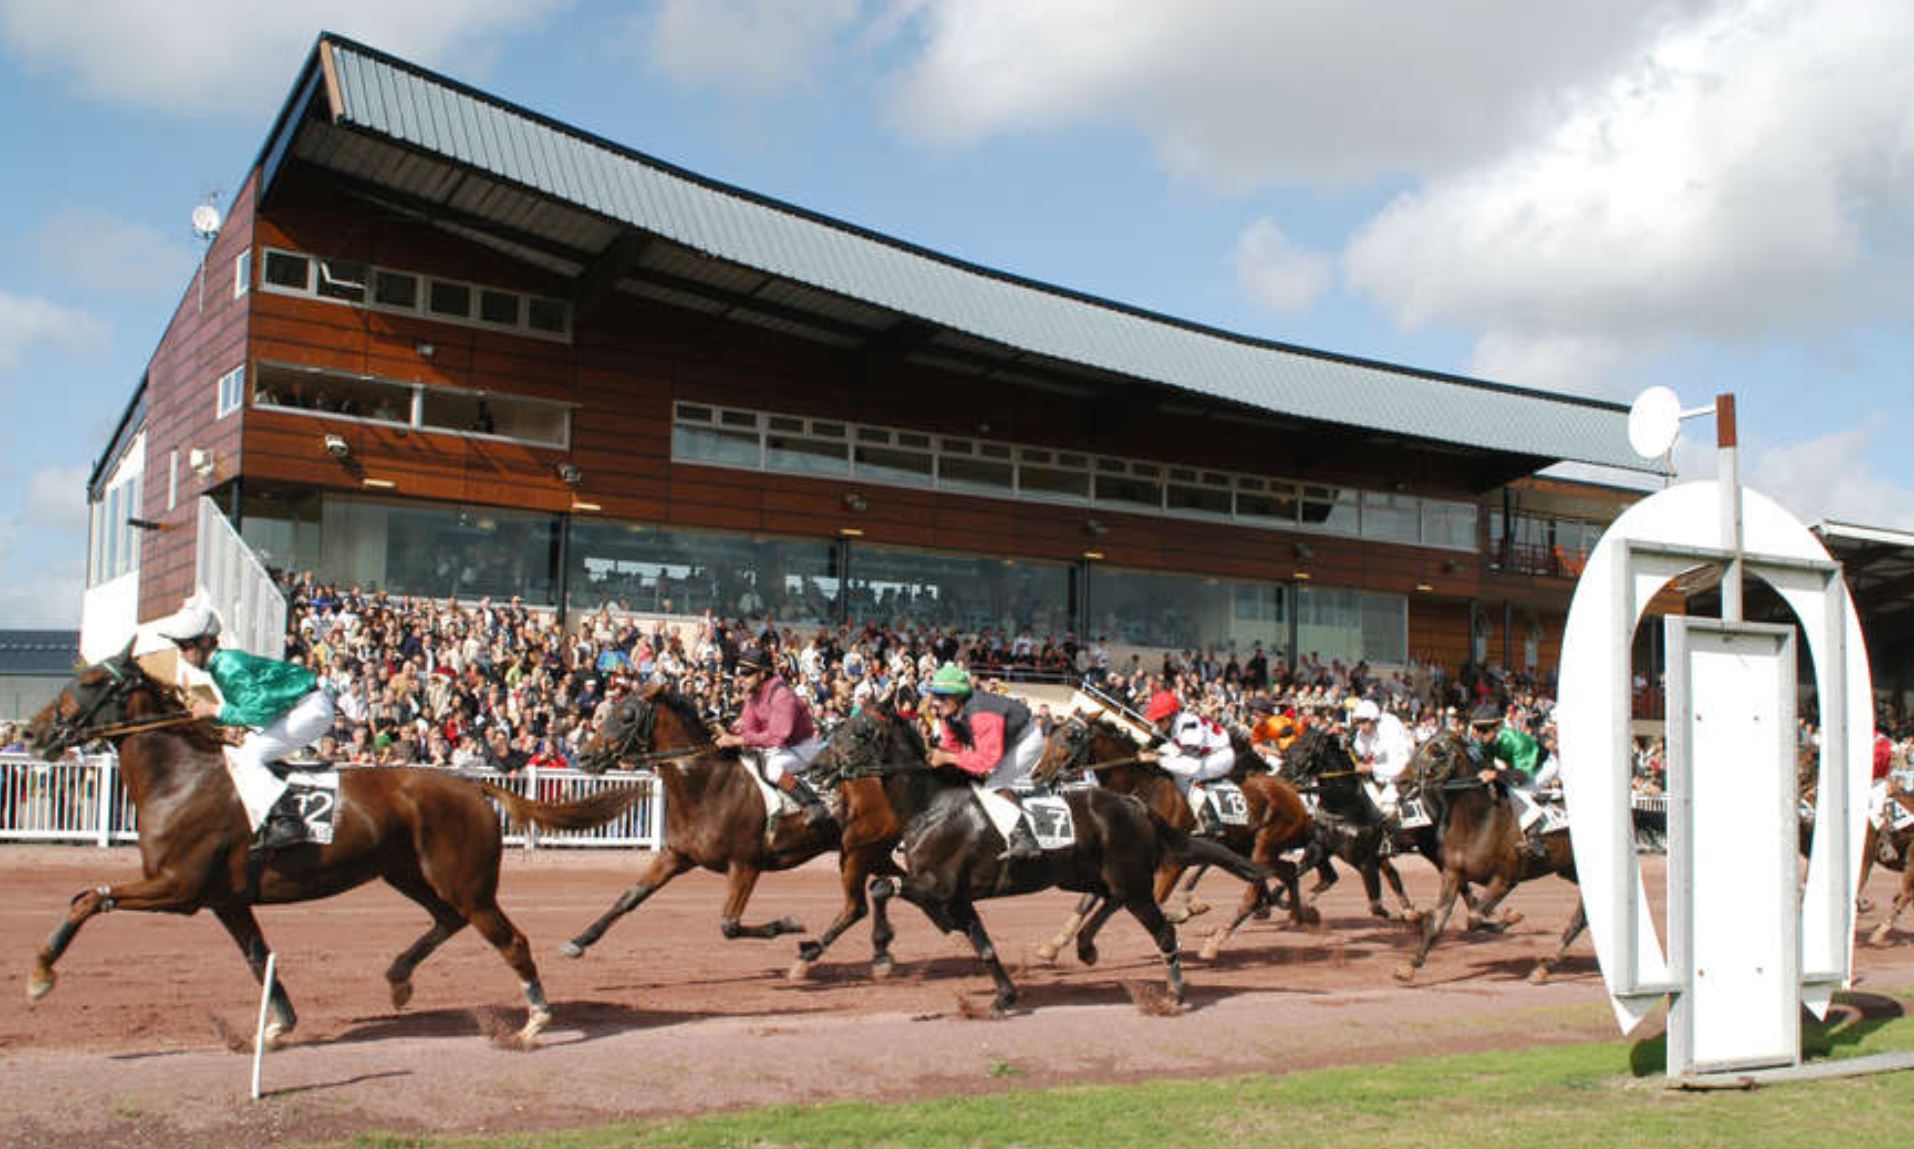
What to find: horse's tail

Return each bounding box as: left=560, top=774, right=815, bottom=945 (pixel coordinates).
left=474, top=779, right=648, bottom=832
left=1155, top=817, right=1271, bottom=885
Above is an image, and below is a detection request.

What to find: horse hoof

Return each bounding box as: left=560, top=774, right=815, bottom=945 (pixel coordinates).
left=1299, top=907, right=1322, bottom=927
left=872, top=955, right=894, bottom=980
left=26, top=969, right=55, bottom=1002
left=1198, top=938, right=1223, bottom=963
left=1077, top=944, right=1100, bottom=967
left=1370, top=904, right=1392, bottom=920
left=1185, top=900, right=1212, bottom=920
left=1869, top=926, right=1893, bottom=948
left=558, top=940, right=586, bottom=960
left=787, top=960, right=813, bottom=983
left=389, top=978, right=413, bottom=1010
left=1163, top=905, right=1192, bottom=926
left=1034, top=942, right=1061, bottom=965
left=1528, top=965, right=1551, bottom=986
left=262, top=1020, right=288, bottom=1051
left=516, top=1007, right=552, bottom=1050
left=1392, top=963, right=1417, bottom=983
left=797, top=940, right=822, bottom=963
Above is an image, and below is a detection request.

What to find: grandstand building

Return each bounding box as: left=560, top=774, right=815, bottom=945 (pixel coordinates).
left=82, top=33, right=1667, bottom=675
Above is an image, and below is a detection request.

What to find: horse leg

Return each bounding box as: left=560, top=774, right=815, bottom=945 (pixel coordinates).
left=1395, top=871, right=1466, bottom=982
left=1156, top=863, right=1202, bottom=924
left=1867, top=858, right=1914, bottom=946
left=1076, top=897, right=1125, bottom=967
left=29, top=873, right=199, bottom=1002
left=1529, top=901, right=1589, bottom=984
left=792, top=848, right=878, bottom=980
left=1358, top=858, right=1391, bottom=919
left=1125, top=894, right=1187, bottom=1010
left=1271, top=853, right=1313, bottom=926
left=950, top=900, right=1019, bottom=1015
left=561, top=849, right=693, bottom=957
left=212, top=904, right=297, bottom=1048
left=380, top=870, right=470, bottom=1010
left=1378, top=857, right=1418, bottom=922
left=462, top=901, right=551, bottom=1048
left=1460, top=874, right=1519, bottom=933
left=717, top=861, right=803, bottom=939
left=1303, top=845, right=1338, bottom=902
left=868, top=875, right=898, bottom=979
left=1036, top=892, right=1099, bottom=965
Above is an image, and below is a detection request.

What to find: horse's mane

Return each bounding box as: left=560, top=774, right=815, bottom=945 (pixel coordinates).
left=812, top=703, right=927, bottom=785
left=651, top=688, right=714, bottom=743
left=1279, top=726, right=1343, bottom=781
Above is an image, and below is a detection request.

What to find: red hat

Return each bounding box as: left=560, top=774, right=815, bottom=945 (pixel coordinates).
left=1144, top=690, right=1181, bottom=723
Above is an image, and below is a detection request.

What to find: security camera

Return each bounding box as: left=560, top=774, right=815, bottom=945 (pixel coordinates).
left=557, top=462, right=583, bottom=486
left=323, top=434, right=350, bottom=460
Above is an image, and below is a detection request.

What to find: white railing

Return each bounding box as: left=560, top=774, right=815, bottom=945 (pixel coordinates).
left=0, top=753, right=662, bottom=851
left=196, top=496, right=287, bottom=660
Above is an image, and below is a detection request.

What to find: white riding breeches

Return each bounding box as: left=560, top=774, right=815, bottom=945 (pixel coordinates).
left=1364, top=779, right=1400, bottom=819
left=226, top=689, right=335, bottom=828
left=1159, top=744, right=1235, bottom=793
left=750, top=737, right=824, bottom=784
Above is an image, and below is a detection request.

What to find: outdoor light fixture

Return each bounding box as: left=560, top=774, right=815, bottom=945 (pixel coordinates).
left=1083, top=518, right=1108, bottom=538
left=557, top=462, right=584, bottom=486
left=323, top=434, right=351, bottom=460
left=1293, top=542, right=1313, bottom=559
left=842, top=491, right=868, bottom=513
left=187, top=448, right=216, bottom=478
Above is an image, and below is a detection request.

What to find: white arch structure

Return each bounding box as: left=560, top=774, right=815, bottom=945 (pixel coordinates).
left=1558, top=480, right=1870, bottom=1076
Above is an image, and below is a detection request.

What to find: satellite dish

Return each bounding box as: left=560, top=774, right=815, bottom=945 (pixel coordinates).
left=191, top=203, right=222, bottom=240
left=1627, top=386, right=1683, bottom=459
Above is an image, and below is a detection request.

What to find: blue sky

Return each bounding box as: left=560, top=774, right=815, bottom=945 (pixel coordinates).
left=2, top=0, right=1912, bottom=627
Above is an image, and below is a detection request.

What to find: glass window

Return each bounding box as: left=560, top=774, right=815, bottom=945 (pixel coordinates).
left=1168, top=482, right=1231, bottom=516
left=673, top=424, right=761, bottom=468
left=1087, top=567, right=1286, bottom=652
left=1019, top=464, right=1090, bottom=501
left=253, top=363, right=414, bottom=423
left=1237, top=482, right=1298, bottom=523
left=846, top=544, right=1070, bottom=636
left=1301, top=485, right=1359, bottom=534
left=216, top=365, right=246, bottom=419
left=479, top=289, right=520, bottom=326
left=1421, top=500, right=1478, bottom=551
left=233, top=250, right=251, bottom=298
left=373, top=269, right=419, bottom=310
left=1296, top=586, right=1406, bottom=665
left=262, top=250, right=310, bottom=291
left=675, top=403, right=714, bottom=423
left=316, top=258, right=368, bottom=303
left=527, top=297, right=569, bottom=334
left=564, top=521, right=839, bottom=620
left=766, top=434, right=850, bottom=477
left=428, top=280, right=472, bottom=319
left=419, top=388, right=567, bottom=445
left=1094, top=470, right=1162, bottom=509
left=1360, top=491, right=1421, bottom=544
left=853, top=444, right=934, bottom=486
left=940, top=455, right=1014, bottom=494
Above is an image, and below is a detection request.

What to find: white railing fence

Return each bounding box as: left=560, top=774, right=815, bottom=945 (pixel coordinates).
left=0, top=753, right=662, bottom=850
left=196, top=496, right=288, bottom=660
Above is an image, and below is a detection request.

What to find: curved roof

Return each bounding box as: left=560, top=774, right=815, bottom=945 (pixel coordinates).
left=271, top=34, right=1662, bottom=476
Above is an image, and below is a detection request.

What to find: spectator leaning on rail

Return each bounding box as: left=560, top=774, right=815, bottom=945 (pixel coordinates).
left=713, top=644, right=831, bottom=827
left=144, top=594, right=335, bottom=852
left=1140, top=688, right=1234, bottom=837
left=1350, top=698, right=1415, bottom=821
left=922, top=663, right=1043, bottom=862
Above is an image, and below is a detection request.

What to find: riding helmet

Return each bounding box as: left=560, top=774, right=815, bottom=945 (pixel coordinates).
left=1144, top=690, right=1181, bottom=723
left=926, top=663, right=973, bottom=697
left=1469, top=702, right=1503, bottom=729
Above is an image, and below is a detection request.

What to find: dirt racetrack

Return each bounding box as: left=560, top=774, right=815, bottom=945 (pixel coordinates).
left=3, top=845, right=1912, bottom=1149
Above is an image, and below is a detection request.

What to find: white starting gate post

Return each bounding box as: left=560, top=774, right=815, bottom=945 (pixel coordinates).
left=1558, top=389, right=1897, bottom=1083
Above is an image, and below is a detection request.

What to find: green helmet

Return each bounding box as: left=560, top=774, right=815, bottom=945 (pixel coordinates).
left=926, top=663, right=973, bottom=697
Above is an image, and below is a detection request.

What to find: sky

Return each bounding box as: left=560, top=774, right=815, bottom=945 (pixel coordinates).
left=1, top=0, right=1912, bottom=628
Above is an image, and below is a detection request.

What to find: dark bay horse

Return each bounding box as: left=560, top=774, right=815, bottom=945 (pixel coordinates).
left=1391, top=731, right=1583, bottom=984
left=564, top=684, right=870, bottom=958
left=810, top=708, right=1272, bottom=1014
left=1280, top=727, right=1424, bottom=922
left=24, top=651, right=647, bottom=1048
left=1030, top=715, right=1308, bottom=964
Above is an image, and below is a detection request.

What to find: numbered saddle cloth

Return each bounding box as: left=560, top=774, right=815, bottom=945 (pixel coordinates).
left=1202, top=780, right=1251, bottom=827
left=1396, top=795, right=1433, bottom=830
left=278, top=770, right=341, bottom=846
left=1533, top=796, right=1571, bottom=835
left=1021, top=792, right=1077, bottom=851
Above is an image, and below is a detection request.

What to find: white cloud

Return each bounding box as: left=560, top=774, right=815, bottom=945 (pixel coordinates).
left=884, top=0, right=1703, bottom=187
left=1344, top=0, right=1914, bottom=393
left=636, top=0, right=864, bottom=98
left=32, top=209, right=198, bottom=298
left=22, top=463, right=89, bottom=533
left=1673, top=422, right=1914, bottom=532
left=0, top=291, right=105, bottom=371
left=1467, top=332, right=1650, bottom=402
left=0, top=474, right=86, bottom=627
left=0, top=0, right=567, bottom=117
left=1231, top=218, right=1331, bottom=316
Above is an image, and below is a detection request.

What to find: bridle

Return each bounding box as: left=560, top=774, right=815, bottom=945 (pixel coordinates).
left=42, top=658, right=195, bottom=754
left=590, top=695, right=714, bottom=768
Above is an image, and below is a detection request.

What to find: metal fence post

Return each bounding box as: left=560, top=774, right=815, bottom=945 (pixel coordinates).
left=523, top=762, right=539, bottom=852
left=96, top=754, right=115, bottom=848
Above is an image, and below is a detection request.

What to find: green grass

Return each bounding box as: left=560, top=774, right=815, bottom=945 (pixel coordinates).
left=308, top=994, right=1914, bottom=1149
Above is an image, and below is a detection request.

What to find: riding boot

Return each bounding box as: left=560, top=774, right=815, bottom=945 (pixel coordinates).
left=252, top=796, right=306, bottom=854
left=998, top=817, right=1042, bottom=862
left=782, top=775, right=834, bottom=829
left=1195, top=804, right=1226, bottom=839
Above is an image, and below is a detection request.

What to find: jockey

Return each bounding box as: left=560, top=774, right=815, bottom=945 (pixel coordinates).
left=1143, top=689, right=1234, bottom=836
left=714, top=645, right=830, bottom=827
left=1247, top=696, right=1302, bottom=767
left=923, top=663, right=1044, bottom=862
left=1350, top=698, right=1415, bottom=819
left=1465, top=702, right=1546, bottom=835
left=148, top=594, right=334, bottom=852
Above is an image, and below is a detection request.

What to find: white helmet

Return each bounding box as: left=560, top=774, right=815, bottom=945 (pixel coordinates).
left=152, top=595, right=222, bottom=644
left=1351, top=699, right=1380, bottom=723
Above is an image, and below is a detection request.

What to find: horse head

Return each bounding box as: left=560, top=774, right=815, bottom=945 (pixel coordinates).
left=1032, top=715, right=1137, bottom=788
left=26, top=644, right=164, bottom=758
left=577, top=682, right=714, bottom=774
left=1404, top=730, right=1474, bottom=793
left=811, top=700, right=926, bottom=787
left=1278, top=726, right=1352, bottom=784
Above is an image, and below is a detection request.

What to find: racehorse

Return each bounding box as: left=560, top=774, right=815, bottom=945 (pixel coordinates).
left=809, top=707, right=1272, bottom=1014
left=1029, top=715, right=1308, bottom=964
left=1390, top=730, right=1584, bottom=984
left=564, top=683, right=859, bottom=957
left=1279, top=727, right=1424, bottom=922
left=23, top=649, right=647, bottom=1048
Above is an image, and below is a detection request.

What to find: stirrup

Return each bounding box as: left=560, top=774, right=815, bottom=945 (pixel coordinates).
left=998, top=823, right=1041, bottom=862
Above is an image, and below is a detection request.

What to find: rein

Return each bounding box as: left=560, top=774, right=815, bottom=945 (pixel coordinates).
left=613, top=739, right=717, bottom=766
left=79, top=712, right=200, bottom=742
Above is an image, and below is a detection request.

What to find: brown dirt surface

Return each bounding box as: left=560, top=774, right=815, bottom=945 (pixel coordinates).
left=2, top=846, right=1911, bottom=1149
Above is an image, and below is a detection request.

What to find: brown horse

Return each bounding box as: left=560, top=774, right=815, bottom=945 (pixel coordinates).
left=564, top=683, right=880, bottom=958
left=1391, top=730, right=1584, bottom=984
left=23, top=649, right=647, bottom=1048
left=1029, top=715, right=1311, bottom=964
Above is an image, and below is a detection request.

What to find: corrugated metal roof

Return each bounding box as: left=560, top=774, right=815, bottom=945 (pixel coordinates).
left=319, top=36, right=1659, bottom=474
left=0, top=631, right=80, bottom=677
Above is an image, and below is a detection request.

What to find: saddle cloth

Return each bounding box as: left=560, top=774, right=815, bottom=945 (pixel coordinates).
left=1198, top=780, right=1251, bottom=827
left=1396, top=795, right=1433, bottom=830
left=1021, top=792, right=1077, bottom=850
left=746, top=766, right=812, bottom=843
left=1533, top=797, right=1571, bottom=835
left=278, top=771, right=341, bottom=846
